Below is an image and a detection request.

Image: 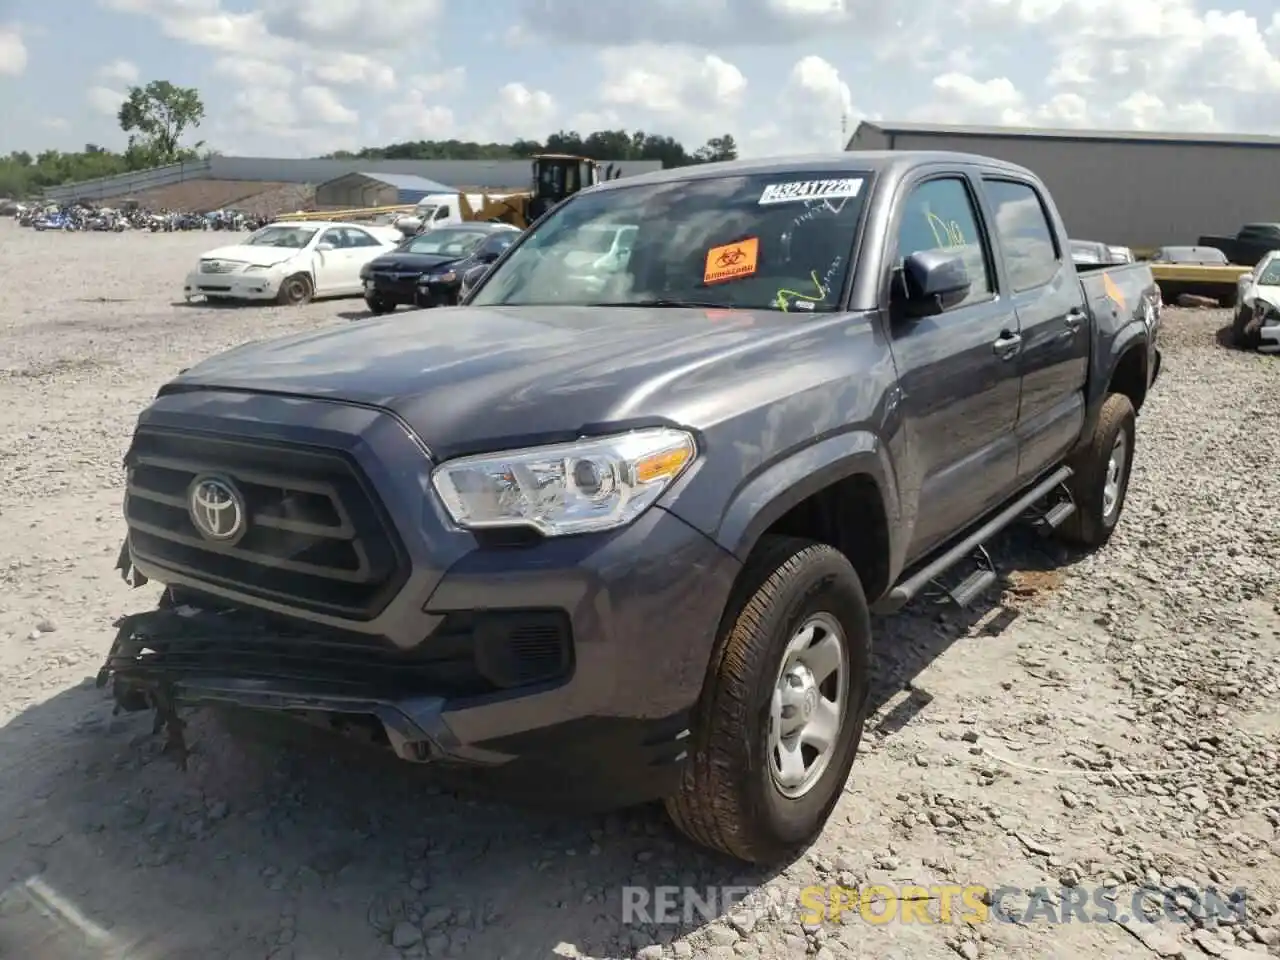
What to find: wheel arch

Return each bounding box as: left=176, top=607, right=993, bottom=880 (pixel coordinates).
left=710, top=431, right=901, bottom=605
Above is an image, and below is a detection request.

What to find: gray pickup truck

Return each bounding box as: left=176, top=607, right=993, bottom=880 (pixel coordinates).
left=102, top=151, right=1162, bottom=865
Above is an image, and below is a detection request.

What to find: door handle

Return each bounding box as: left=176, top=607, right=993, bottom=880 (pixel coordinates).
left=1064, top=309, right=1085, bottom=330
left=992, top=332, right=1022, bottom=358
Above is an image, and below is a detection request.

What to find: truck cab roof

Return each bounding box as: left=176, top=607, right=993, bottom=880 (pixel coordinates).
left=585, top=150, right=1042, bottom=194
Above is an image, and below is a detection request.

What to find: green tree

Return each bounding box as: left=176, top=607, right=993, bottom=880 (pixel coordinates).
left=694, top=134, right=738, bottom=163
left=118, top=80, right=206, bottom=165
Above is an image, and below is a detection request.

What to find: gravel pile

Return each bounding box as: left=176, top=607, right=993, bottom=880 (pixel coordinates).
left=0, top=223, right=1276, bottom=960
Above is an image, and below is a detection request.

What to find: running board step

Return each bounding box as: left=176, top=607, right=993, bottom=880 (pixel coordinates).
left=1036, top=500, right=1076, bottom=532
left=948, top=567, right=999, bottom=607
left=872, top=464, right=1074, bottom=615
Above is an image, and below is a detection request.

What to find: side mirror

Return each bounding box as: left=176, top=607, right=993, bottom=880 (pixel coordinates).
left=896, top=250, right=971, bottom=317
left=316, top=241, right=334, bottom=251
left=1239, top=272, right=1253, bottom=281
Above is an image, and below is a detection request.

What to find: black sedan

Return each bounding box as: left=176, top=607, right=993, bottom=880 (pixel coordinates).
left=417, top=228, right=520, bottom=307
left=359, top=223, right=519, bottom=314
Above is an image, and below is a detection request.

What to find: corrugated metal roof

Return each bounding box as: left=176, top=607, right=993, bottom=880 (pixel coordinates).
left=352, top=171, right=457, bottom=192
left=852, top=120, right=1280, bottom=149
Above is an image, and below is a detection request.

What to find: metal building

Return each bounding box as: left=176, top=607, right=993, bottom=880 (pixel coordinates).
left=314, top=172, right=457, bottom=208
left=847, top=120, right=1280, bottom=249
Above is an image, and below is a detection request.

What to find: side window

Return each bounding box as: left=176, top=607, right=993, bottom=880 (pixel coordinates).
left=318, top=228, right=342, bottom=248
left=342, top=227, right=379, bottom=247
left=895, top=177, right=992, bottom=307
left=983, top=179, right=1060, bottom=292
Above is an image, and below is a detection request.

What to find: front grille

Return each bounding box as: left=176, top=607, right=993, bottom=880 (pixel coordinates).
left=200, top=260, right=241, bottom=274
left=106, top=606, right=574, bottom=700
left=124, top=429, right=409, bottom=620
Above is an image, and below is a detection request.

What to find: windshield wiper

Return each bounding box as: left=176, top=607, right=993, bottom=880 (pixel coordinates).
left=586, top=299, right=738, bottom=309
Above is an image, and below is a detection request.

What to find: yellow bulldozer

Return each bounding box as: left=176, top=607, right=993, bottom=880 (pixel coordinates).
left=458, top=153, right=623, bottom=228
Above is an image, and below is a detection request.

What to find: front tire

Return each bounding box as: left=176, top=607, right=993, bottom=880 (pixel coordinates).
left=1232, top=306, right=1261, bottom=349
left=665, top=536, right=871, bottom=864
left=276, top=273, right=313, bottom=306
left=364, top=295, right=395, bottom=315
left=1057, top=392, right=1136, bottom=548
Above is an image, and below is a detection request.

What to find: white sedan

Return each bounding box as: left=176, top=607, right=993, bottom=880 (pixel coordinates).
left=1233, top=249, right=1280, bottom=352
left=184, top=221, right=402, bottom=305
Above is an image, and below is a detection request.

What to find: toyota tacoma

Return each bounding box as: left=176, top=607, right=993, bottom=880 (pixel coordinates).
left=102, top=151, right=1162, bottom=864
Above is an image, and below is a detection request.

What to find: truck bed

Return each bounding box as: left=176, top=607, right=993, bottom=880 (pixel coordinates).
left=1078, top=261, right=1159, bottom=318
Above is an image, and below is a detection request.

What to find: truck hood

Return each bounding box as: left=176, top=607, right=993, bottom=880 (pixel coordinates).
left=166, top=305, right=814, bottom=459
left=201, top=244, right=301, bottom=266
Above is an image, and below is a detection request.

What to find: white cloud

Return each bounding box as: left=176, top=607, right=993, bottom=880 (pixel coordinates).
left=98, top=58, right=139, bottom=84
left=597, top=45, right=746, bottom=115
left=297, top=85, right=357, bottom=124
left=86, top=85, right=127, bottom=118
left=213, top=55, right=294, bottom=87
left=41, top=117, right=69, bottom=130
left=0, top=26, right=26, bottom=75
left=484, top=82, right=557, bottom=140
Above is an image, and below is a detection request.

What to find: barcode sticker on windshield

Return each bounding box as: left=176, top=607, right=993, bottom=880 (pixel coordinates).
left=758, top=178, right=863, bottom=205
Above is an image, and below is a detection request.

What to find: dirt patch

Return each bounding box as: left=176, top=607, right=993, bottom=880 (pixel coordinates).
left=0, top=221, right=1277, bottom=960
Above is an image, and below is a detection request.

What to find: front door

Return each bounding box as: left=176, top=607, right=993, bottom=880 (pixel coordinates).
left=980, top=178, right=1090, bottom=480
left=885, top=173, right=1025, bottom=562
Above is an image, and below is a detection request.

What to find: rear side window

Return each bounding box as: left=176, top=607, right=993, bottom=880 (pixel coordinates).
left=983, top=179, right=1060, bottom=292
left=894, top=177, right=992, bottom=307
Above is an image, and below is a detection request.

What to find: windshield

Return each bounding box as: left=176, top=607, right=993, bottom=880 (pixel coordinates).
left=470, top=171, right=869, bottom=311
left=402, top=229, right=492, bottom=256
left=414, top=205, right=437, bottom=220
left=1258, top=258, right=1280, bottom=285
left=245, top=226, right=317, bottom=248
left=1070, top=240, right=1104, bottom=263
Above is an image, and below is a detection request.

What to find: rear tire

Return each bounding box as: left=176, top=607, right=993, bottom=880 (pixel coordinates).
left=1057, top=392, right=1136, bottom=548
left=276, top=273, right=313, bottom=306
left=665, top=536, right=872, bottom=864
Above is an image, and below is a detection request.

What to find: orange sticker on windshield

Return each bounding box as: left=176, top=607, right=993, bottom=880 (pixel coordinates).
left=704, top=237, right=759, bottom=284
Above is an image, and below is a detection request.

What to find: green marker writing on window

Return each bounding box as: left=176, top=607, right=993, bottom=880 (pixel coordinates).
left=774, top=271, right=827, bottom=312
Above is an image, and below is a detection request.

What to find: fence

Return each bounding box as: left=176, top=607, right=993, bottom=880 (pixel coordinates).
left=40, top=160, right=214, bottom=202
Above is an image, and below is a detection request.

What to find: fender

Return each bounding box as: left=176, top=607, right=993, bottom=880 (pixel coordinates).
left=707, top=430, right=901, bottom=561
left=1078, top=320, right=1148, bottom=449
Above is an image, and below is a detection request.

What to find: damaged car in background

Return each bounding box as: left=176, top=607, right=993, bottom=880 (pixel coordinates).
left=1233, top=249, right=1280, bottom=352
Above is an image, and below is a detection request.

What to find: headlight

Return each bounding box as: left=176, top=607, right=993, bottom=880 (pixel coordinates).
left=425, top=270, right=457, bottom=284
left=431, top=428, right=697, bottom=536
left=244, top=264, right=273, bottom=273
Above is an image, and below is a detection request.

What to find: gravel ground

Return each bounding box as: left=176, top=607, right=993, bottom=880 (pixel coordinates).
left=0, top=221, right=1277, bottom=960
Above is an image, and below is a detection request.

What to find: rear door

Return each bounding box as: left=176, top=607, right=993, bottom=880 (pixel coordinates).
left=884, top=170, right=1024, bottom=562
left=979, top=177, right=1090, bottom=482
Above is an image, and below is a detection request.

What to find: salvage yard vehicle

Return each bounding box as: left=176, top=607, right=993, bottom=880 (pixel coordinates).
left=415, top=228, right=519, bottom=308
left=1146, top=245, right=1247, bottom=307
left=104, top=151, right=1162, bottom=865
left=1198, top=222, right=1280, bottom=269
left=184, top=221, right=402, bottom=305
left=359, top=222, right=520, bottom=314
left=1232, top=249, right=1280, bottom=351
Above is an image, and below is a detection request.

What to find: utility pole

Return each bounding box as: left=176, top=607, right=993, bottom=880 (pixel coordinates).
left=840, top=113, right=848, bottom=150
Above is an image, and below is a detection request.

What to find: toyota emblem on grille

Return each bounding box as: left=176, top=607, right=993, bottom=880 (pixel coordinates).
left=188, top=476, right=246, bottom=543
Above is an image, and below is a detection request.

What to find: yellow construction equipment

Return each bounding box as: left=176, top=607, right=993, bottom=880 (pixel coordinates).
left=275, top=154, right=624, bottom=230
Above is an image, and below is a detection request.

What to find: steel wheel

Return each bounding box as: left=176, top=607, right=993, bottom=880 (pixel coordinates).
left=1102, top=432, right=1127, bottom=520
left=768, top=611, right=849, bottom=799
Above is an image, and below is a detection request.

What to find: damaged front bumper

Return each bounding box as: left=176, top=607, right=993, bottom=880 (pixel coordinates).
left=97, top=602, right=520, bottom=768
